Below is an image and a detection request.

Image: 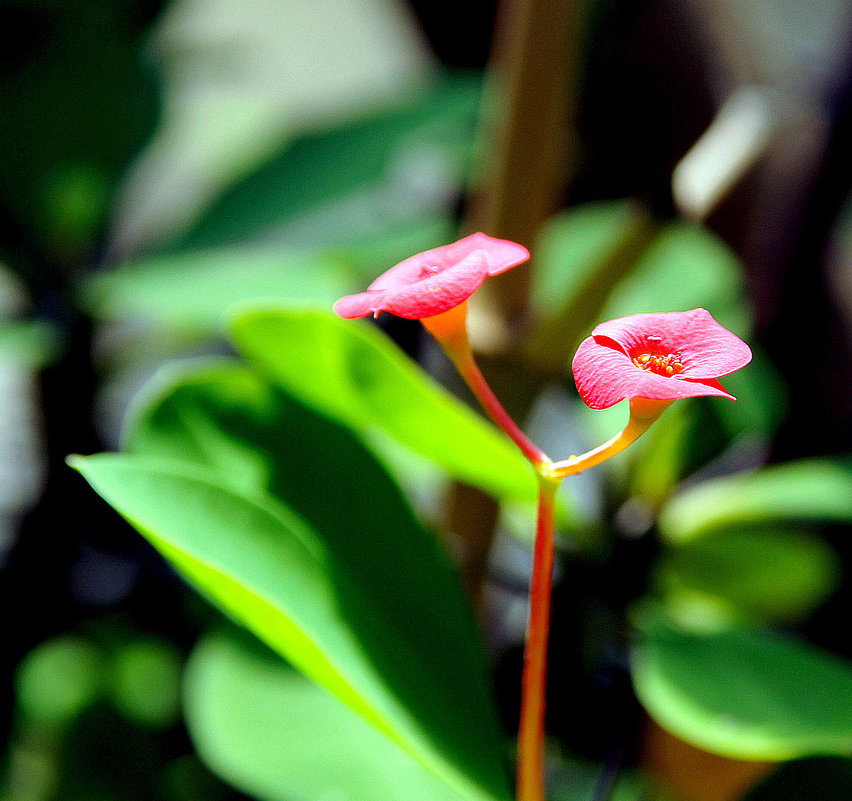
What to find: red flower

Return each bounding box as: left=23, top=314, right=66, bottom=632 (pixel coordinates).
left=572, top=309, right=752, bottom=410
left=333, top=233, right=530, bottom=320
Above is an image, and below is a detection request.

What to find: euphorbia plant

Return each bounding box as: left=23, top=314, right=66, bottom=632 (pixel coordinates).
left=336, top=233, right=752, bottom=801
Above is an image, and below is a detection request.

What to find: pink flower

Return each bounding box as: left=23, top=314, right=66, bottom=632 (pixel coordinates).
left=572, top=309, right=752, bottom=410
left=333, top=233, right=530, bottom=320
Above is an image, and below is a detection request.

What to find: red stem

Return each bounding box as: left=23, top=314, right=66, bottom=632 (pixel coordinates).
left=451, top=348, right=549, bottom=467
left=425, top=313, right=669, bottom=801
left=516, top=474, right=559, bottom=801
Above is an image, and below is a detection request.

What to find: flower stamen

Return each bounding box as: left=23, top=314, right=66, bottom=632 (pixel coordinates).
left=633, top=351, right=685, bottom=376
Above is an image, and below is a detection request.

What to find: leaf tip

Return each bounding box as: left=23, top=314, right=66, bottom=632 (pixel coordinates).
left=65, top=454, right=85, bottom=472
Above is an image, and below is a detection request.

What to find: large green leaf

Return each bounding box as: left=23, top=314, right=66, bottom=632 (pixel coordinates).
left=81, top=248, right=353, bottom=330
left=71, top=453, right=509, bottom=801
left=174, top=75, right=481, bottom=251
left=632, top=620, right=852, bottom=760
left=122, top=361, right=498, bottom=711
left=654, top=528, right=840, bottom=627
left=229, top=307, right=537, bottom=502
left=185, top=630, right=467, bottom=801
left=658, top=459, right=852, bottom=542
left=72, top=361, right=510, bottom=801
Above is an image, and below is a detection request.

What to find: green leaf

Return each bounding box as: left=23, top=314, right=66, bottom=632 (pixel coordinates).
left=185, top=630, right=468, bottom=801
left=600, top=221, right=749, bottom=334
left=627, top=401, right=694, bottom=504
left=526, top=201, right=654, bottom=370
left=654, top=528, right=840, bottom=627
left=72, top=365, right=510, bottom=801
left=123, top=361, right=499, bottom=725
left=81, top=248, right=353, bottom=330
left=531, top=200, right=644, bottom=320
left=175, top=75, right=482, bottom=251
left=658, top=459, right=852, bottom=542
left=113, top=0, right=435, bottom=254
left=707, top=346, right=788, bottom=437
left=229, top=307, right=536, bottom=502
left=632, top=621, right=852, bottom=760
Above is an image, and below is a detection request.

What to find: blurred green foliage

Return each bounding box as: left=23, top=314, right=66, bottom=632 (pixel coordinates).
left=16, top=637, right=104, bottom=729
left=72, top=342, right=515, bottom=801
left=632, top=618, right=852, bottom=760
left=0, top=0, right=159, bottom=263
left=3, top=1, right=851, bottom=801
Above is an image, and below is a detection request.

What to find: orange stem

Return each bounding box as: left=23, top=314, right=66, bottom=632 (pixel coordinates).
left=549, top=398, right=672, bottom=479
left=423, top=305, right=549, bottom=467
left=516, top=474, right=559, bottom=801
left=425, top=307, right=672, bottom=801
left=453, top=349, right=549, bottom=467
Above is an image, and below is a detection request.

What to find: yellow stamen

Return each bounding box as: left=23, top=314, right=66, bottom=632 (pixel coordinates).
left=632, top=351, right=684, bottom=376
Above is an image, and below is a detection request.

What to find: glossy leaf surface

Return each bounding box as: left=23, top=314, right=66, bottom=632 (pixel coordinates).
left=72, top=361, right=510, bottom=801
left=655, top=528, right=840, bottom=626
left=659, top=459, right=852, bottom=542
left=185, top=630, right=467, bottom=801
left=632, top=621, right=852, bottom=760
left=230, top=307, right=536, bottom=502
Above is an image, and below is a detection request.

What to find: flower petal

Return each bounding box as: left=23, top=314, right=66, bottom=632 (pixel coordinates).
left=572, top=336, right=737, bottom=410
left=591, top=309, right=752, bottom=379
left=370, top=233, right=529, bottom=291
left=462, top=233, right=531, bottom=276
left=382, top=253, right=489, bottom=318
left=333, top=290, right=390, bottom=319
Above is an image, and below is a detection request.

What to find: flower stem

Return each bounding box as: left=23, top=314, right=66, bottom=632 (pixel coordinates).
left=516, top=472, right=560, bottom=801
left=548, top=398, right=672, bottom=479
left=423, top=305, right=549, bottom=467
left=454, top=349, right=550, bottom=466
left=425, top=308, right=670, bottom=801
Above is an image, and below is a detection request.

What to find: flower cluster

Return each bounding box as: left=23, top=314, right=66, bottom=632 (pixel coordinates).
left=334, top=233, right=753, bottom=801
left=335, top=234, right=751, bottom=410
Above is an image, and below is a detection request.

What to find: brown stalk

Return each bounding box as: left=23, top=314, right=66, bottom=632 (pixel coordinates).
left=449, top=0, right=588, bottom=603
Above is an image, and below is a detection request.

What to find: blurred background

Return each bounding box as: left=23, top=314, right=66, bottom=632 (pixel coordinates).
left=1, top=0, right=851, bottom=799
